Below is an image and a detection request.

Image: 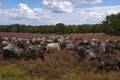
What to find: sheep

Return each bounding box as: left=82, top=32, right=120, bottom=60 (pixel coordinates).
left=77, top=46, right=86, bottom=60
left=36, top=37, right=41, bottom=44
left=84, top=49, right=97, bottom=60
left=66, top=43, right=75, bottom=50
left=31, top=38, right=36, bottom=45
left=2, top=37, right=8, bottom=41
left=97, top=55, right=120, bottom=72
left=2, top=43, right=24, bottom=59
left=1, top=41, right=10, bottom=47
left=46, top=43, right=61, bottom=53
left=24, top=45, right=45, bottom=60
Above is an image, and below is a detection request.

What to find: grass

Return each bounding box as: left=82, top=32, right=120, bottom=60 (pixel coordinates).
left=0, top=60, right=44, bottom=80
left=0, top=51, right=120, bottom=80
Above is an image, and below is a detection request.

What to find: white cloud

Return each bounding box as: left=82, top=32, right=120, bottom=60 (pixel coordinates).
left=42, top=0, right=103, bottom=13
left=74, top=6, right=120, bottom=24
left=69, top=0, right=103, bottom=4
left=42, top=0, right=73, bottom=13
left=43, top=5, right=120, bottom=24
left=0, top=3, right=53, bottom=25
left=18, top=3, right=33, bottom=13
left=3, top=3, right=45, bottom=19
left=0, top=3, right=120, bottom=25
left=17, top=3, right=36, bottom=19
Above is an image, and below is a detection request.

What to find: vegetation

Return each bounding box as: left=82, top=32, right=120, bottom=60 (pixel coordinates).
left=102, top=13, right=120, bottom=36
left=0, top=13, right=119, bottom=36
left=0, top=23, right=103, bottom=34
left=1, top=50, right=120, bottom=80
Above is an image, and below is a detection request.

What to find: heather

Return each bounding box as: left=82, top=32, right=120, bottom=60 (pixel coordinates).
left=1, top=50, right=120, bottom=80
left=0, top=33, right=120, bottom=80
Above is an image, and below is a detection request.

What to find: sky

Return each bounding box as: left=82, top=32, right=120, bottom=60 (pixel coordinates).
left=0, top=0, right=120, bottom=25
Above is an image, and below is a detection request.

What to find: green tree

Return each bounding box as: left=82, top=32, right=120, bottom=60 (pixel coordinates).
left=102, top=13, right=120, bottom=36
left=55, top=23, right=66, bottom=34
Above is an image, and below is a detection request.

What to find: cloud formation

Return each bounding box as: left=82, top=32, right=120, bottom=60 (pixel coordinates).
left=69, top=0, right=103, bottom=4
left=42, top=0, right=73, bottom=13
left=42, top=0, right=103, bottom=13
left=0, top=2, right=119, bottom=25
left=3, top=3, right=45, bottom=19
left=45, top=5, right=119, bottom=24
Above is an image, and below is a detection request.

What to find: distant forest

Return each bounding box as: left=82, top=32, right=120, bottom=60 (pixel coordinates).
left=0, top=13, right=120, bottom=36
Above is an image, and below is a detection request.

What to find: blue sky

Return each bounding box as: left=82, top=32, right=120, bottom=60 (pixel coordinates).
left=0, top=0, right=120, bottom=25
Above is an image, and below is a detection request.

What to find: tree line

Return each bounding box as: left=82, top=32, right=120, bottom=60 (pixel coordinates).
left=102, top=13, right=120, bottom=36
left=0, top=23, right=103, bottom=34
left=0, top=13, right=120, bottom=36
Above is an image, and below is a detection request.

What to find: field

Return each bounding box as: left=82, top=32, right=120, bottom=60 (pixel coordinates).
left=0, top=32, right=120, bottom=80
left=0, top=32, right=120, bottom=40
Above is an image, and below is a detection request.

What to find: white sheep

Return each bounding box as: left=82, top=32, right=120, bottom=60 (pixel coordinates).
left=46, top=43, right=61, bottom=53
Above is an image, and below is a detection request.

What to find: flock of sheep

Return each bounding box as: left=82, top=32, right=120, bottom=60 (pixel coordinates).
left=0, top=35, right=120, bottom=71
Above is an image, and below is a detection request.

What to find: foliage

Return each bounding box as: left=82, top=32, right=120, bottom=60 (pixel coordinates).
left=0, top=13, right=119, bottom=36
left=0, top=60, right=44, bottom=80
left=1, top=50, right=120, bottom=80
left=103, top=13, right=120, bottom=36
left=0, top=23, right=103, bottom=34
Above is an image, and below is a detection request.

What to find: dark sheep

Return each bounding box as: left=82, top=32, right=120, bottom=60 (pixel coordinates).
left=115, top=40, right=120, bottom=51
left=24, top=45, right=45, bottom=60
left=97, top=55, right=120, bottom=72
left=105, top=43, right=114, bottom=53
left=77, top=46, right=86, bottom=60
left=2, top=44, right=24, bottom=59
left=17, top=40, right=26, bottom=49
